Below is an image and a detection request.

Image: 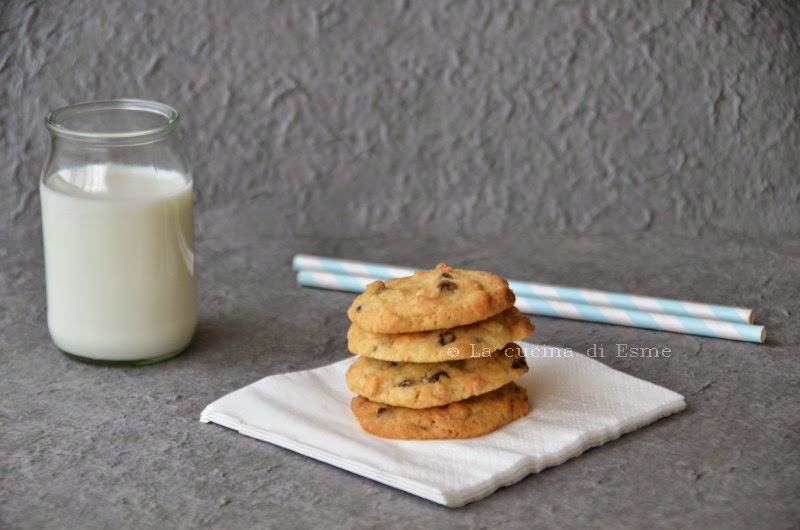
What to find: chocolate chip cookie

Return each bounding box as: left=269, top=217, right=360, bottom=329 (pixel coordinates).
left=346, top=263, right=515, bottom=333
left=351, top=382, right=530, bottom=440
left=347, top=307, right=534, bottom=363
left=345, top=343, right=529, bottom=408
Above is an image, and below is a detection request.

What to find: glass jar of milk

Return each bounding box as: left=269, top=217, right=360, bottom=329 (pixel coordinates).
left=40, top=99, right=196, bottom=365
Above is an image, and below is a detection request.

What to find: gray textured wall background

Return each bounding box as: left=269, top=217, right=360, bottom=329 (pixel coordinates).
left=2, top=0, right=800, bottom=243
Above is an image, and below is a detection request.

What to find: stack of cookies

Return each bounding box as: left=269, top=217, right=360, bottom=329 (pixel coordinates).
left=345, top=263, right=535, bottom=440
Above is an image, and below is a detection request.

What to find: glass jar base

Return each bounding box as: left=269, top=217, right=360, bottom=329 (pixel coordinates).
left=59, top=343, right=190, bottom=366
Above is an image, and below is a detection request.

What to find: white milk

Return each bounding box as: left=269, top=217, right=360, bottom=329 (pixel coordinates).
left=40, top=165, right=196, bottom=361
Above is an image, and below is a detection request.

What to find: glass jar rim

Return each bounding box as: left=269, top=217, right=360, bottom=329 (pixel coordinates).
left=45, top=99, right=180, bottom=142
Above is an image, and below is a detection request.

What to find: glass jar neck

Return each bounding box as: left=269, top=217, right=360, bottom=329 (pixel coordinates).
left=46, top=99, right=181, bottom=147
left=41, top=99, right=190, bottom=190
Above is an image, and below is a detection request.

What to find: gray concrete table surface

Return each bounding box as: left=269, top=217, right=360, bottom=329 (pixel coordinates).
left=2, top=231, right=798, bottom=529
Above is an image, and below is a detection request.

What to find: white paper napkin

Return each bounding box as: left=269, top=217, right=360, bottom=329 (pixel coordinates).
left=200, top=342, right=685, bottom=507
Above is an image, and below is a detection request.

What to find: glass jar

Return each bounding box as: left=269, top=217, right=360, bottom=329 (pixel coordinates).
left=40, top=99, right=196, bottom=365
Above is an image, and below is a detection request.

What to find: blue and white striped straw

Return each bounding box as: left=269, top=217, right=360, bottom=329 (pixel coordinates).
left=512, top=296, right=764, bottom=343
left=292, top=254, right=754, bottom=324
left=295, top=269, right=765, bottom=344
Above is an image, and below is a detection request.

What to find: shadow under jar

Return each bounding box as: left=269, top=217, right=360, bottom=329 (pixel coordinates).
left=40, top=99, right=196, bottom=365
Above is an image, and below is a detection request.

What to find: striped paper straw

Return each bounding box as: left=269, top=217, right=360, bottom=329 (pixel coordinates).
left=296, top=270, right=766, bottom=343
left=292, top=254, right=754, bottom=324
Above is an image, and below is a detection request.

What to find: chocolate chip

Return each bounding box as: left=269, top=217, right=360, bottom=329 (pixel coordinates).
left=428, top=371, right=449, bottom=383
left=376, top=407, right=387, bottom=416
left=441, top=272, right=453, bottom=279
left=390, top=362, right=398, bottom=367
left=398, top=379, right=412, bottom=387
left=437, top=280, right=457, bottom=291
left=437, top=331, right=455, bottom=346
left=355, top=305, right=362, bottom=312
left=511, top=357, right=527, bottom=370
